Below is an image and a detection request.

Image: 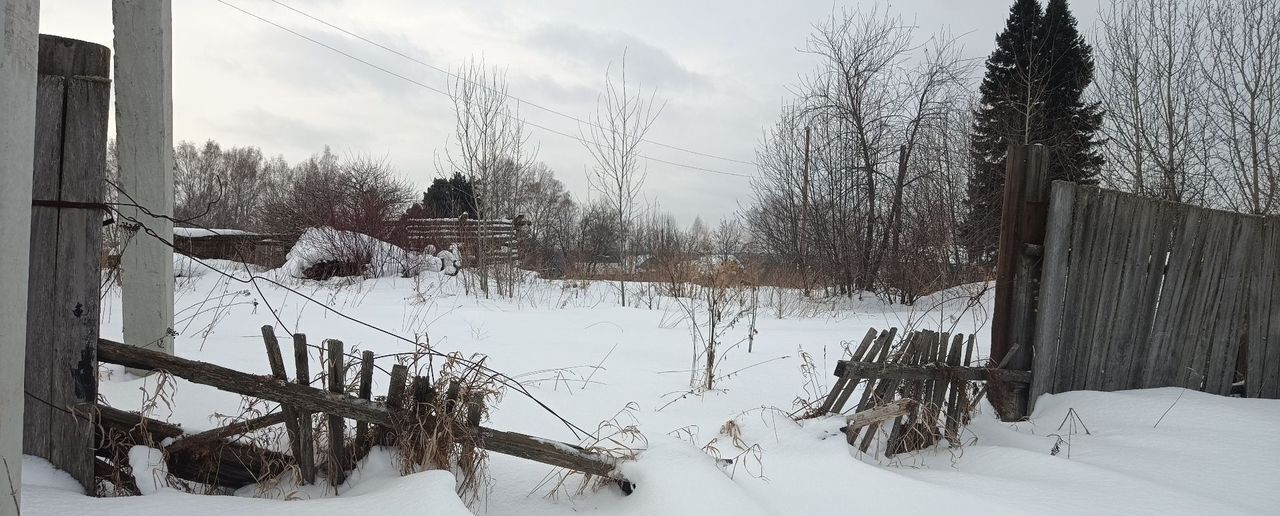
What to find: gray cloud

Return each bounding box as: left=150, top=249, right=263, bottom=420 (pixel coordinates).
left=524, top=22, right=709, bottom=93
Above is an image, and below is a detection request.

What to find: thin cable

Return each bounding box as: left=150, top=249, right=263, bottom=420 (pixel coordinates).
left=213, top=0, right=758, bottom=180
left=268, top=0, right=759, bottom=167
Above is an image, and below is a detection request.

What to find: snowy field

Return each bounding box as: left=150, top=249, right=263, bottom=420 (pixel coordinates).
left=20, top=257, right=1280, bottom=515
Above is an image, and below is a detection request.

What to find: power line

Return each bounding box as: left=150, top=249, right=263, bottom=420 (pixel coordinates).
left=213, top=0, right=759, bottom=180
left=268, top=0, right=759, bottom=168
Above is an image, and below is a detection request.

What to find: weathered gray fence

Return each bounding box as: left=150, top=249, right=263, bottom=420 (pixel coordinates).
left=24, top=34, right=111, bottom=493
left=1029, top=181, right=1280, bottom=409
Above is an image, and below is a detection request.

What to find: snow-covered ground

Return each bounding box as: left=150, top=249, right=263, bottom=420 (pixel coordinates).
left=21, top=258, right=1279, bottom=515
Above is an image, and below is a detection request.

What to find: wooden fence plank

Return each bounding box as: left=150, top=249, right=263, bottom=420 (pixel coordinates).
left=1262, top=218, right=1280, bottom=398
left=1177, top=210, right=1235, bottom=390
left=854, top=328, right=897, bottom=413
left=1204, top=216, right=1257, bottom=394
left=1030, top=181, right=1076, bottom=405
left=326, top=339, right=348, bottom=487
left=1124, top=199, right=1179, bottom=389
left=1059, top=186, right=1102, bottom=393
left=1145, top=204, right=1205, bottom=387
left=22, top=74, right=65, bottom=470
left=1070, top=188, right=1118, bottom=391
left=1083, top=190, right=1137, bottom=389
left=355, top=350, right=375, bottom=451
left=261, top=326, right=303, bottom=475
left=292, top=333, right=316, bottom=484
left=818, top=328, right=877, bottom=414
left=1099, top=194, right=1155, bottom=391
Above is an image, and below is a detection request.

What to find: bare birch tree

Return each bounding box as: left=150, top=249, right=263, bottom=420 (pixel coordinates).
left=579, top=54, right=663, bottom=306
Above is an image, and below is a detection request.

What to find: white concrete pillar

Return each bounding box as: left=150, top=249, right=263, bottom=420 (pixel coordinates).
left=114, top=0, right=175, bottom=359
left=0, top=1, right=41, bottom=513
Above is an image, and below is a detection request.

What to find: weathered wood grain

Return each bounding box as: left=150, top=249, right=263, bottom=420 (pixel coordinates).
left=292, top=333, right=316, bottom=484
left=261, top=325, right=304, bottom=475
left=1030, top=181, right=1076, bottom=407
left=326, top=339, right=348, bottom=487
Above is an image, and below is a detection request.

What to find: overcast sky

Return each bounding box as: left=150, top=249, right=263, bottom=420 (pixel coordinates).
left=40, top=0, right=1101, bottom=224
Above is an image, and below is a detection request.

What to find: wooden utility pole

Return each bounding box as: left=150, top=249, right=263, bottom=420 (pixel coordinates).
left=800, top=125, right=811, bottom=296
left=1, top=2, right=41, bottom=512
left=115, top=0, right=176, bottom=362
left=23, top=34, right=111, bottom=495
left=991, top=144, right=1049, bottom=421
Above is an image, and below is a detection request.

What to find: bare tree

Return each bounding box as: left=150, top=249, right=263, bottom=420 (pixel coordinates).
left=1096, top=0, right=1213, bottom=204
left=579, top=53, right=664, bottom=306
left=442, top=57, right=537, bottom=297
left=1201, top=0, right=1280, bottom=215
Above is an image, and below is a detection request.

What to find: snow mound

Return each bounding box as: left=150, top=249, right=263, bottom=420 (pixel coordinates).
left=280, top=227, right=439, bottom=279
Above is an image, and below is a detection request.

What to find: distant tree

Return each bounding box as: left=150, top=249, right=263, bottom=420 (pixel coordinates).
left=964, top=0, right=1045, bottom=265
left=963, top=0, right=1100, bottom=265
left=1039, top=0, right=1104, bottom=183
left=418, top=173, right=477, bottom=218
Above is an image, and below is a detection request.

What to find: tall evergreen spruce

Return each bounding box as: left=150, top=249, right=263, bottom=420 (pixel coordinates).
left=963, top=0, right=1102, bottom=264
left=1040, top=0, right=1104, bottom=183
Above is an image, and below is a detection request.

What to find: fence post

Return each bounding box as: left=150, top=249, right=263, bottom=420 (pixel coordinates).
left=1, top=2, right=42, bottom=511
left=114, top=0, right=176, bottom=363
left=24, top=35, right=111, bottom=494
left=991, top=144, right=1050, bottom=421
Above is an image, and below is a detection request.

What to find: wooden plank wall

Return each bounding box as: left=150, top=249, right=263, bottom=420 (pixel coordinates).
left=395, top=218, right=521, bottom=261
left=1030, top=181, right=1280, bottom=409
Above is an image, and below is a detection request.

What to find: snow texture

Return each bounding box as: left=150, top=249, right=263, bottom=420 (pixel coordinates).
left=24, top=262, right=1280, bottom=515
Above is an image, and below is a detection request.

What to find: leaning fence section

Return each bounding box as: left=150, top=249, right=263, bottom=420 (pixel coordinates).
left=1031, top=181, right=1280, bottom=407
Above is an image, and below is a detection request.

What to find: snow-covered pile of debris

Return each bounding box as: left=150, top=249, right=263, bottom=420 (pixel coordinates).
left=280, top=227, right=444, bottom=279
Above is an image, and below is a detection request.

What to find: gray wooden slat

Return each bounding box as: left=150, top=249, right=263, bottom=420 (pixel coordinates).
left=1080, top=189, right=1127, bottom=390
left=1064, top=186, right=1108, bottom=392
left=854, top=327, right=897, bottom=413
left=1176, top=210, right=1235, bottom=390
left=46, top=76, right=108, bottom=493
left=943, top=334, right=964, bottom=443
left=1262, top=217, right=1280, bottom=398
left=1203, top=216, right=1258, bottom=394
left=827, top=328, right=880, bottom=414
left=23, top=75, right=65, bottom=464
left=1249, top=218, right=1279, bottom=397
left=1124, top=199, right=1179, bottom=389
left=1145, top=205, right=1208, bottom=387
left=1030, top=181, right=1076, bottom=406
left=1100, top=194, right=1157, bottom=391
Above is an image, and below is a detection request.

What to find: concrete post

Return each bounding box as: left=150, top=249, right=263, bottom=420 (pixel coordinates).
left=0, top=1, right=41, bottom=513
left=114, top=0, right=176, bottom=360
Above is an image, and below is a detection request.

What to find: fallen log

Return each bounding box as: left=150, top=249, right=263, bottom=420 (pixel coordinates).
left=98, top=338, right=627, bottom=483
left=167, top=411, right=289, bottom=451
left=834, top=360, right=1032, bottom=384
left=94, top=404, right=290, bottom=489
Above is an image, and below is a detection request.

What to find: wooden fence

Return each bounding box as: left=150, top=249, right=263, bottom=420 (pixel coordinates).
left=391, top=217, right=523, bottom=262
left=1028, top=181, right=1280, bottom=409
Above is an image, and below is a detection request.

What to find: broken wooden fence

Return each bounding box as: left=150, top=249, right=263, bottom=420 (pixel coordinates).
left=810, top=327, right=1029, bottom=456
left=1030, top=181, right=1280, bottom=408
left=94, top=329, right=626, bottom=493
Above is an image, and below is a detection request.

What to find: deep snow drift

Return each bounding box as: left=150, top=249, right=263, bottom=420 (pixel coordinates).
left=22, top=259, right=1279, bottom=515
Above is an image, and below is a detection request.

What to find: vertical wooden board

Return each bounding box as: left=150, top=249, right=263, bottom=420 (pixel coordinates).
left=49, top=76, right=109, bottom=492
left=991, top=145, right=1028, bottom=367
left=1176, top=210, right=1235, bottom=390
left=1145, top=205, right=1207, bottom=387
left=1076, top=189, right=1125, bottom=390
left=854, top=328, right=896, bottom=413
left=943, top=334, right=964, bottom=441
left=1125, top=200, right=1179, bottom=389
left=1030, top=181, right=1076, bottom=405
left=23, top=75, right=65, bottom=460
left=1100, top=195, right=1157, bottom=391
left=1262, top=217, right=1280, bottom=398
left=1248, top=218, right=1280, bottom=397
left=292, top=333, right=315, bottom=484
left=1203, top=216, right=1256, bottom=394
left=827, top=328, right=880, bottom=413
left=326, top=339, right=347, bottom=487
left=1061, top=186, right=1106, bottom=392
